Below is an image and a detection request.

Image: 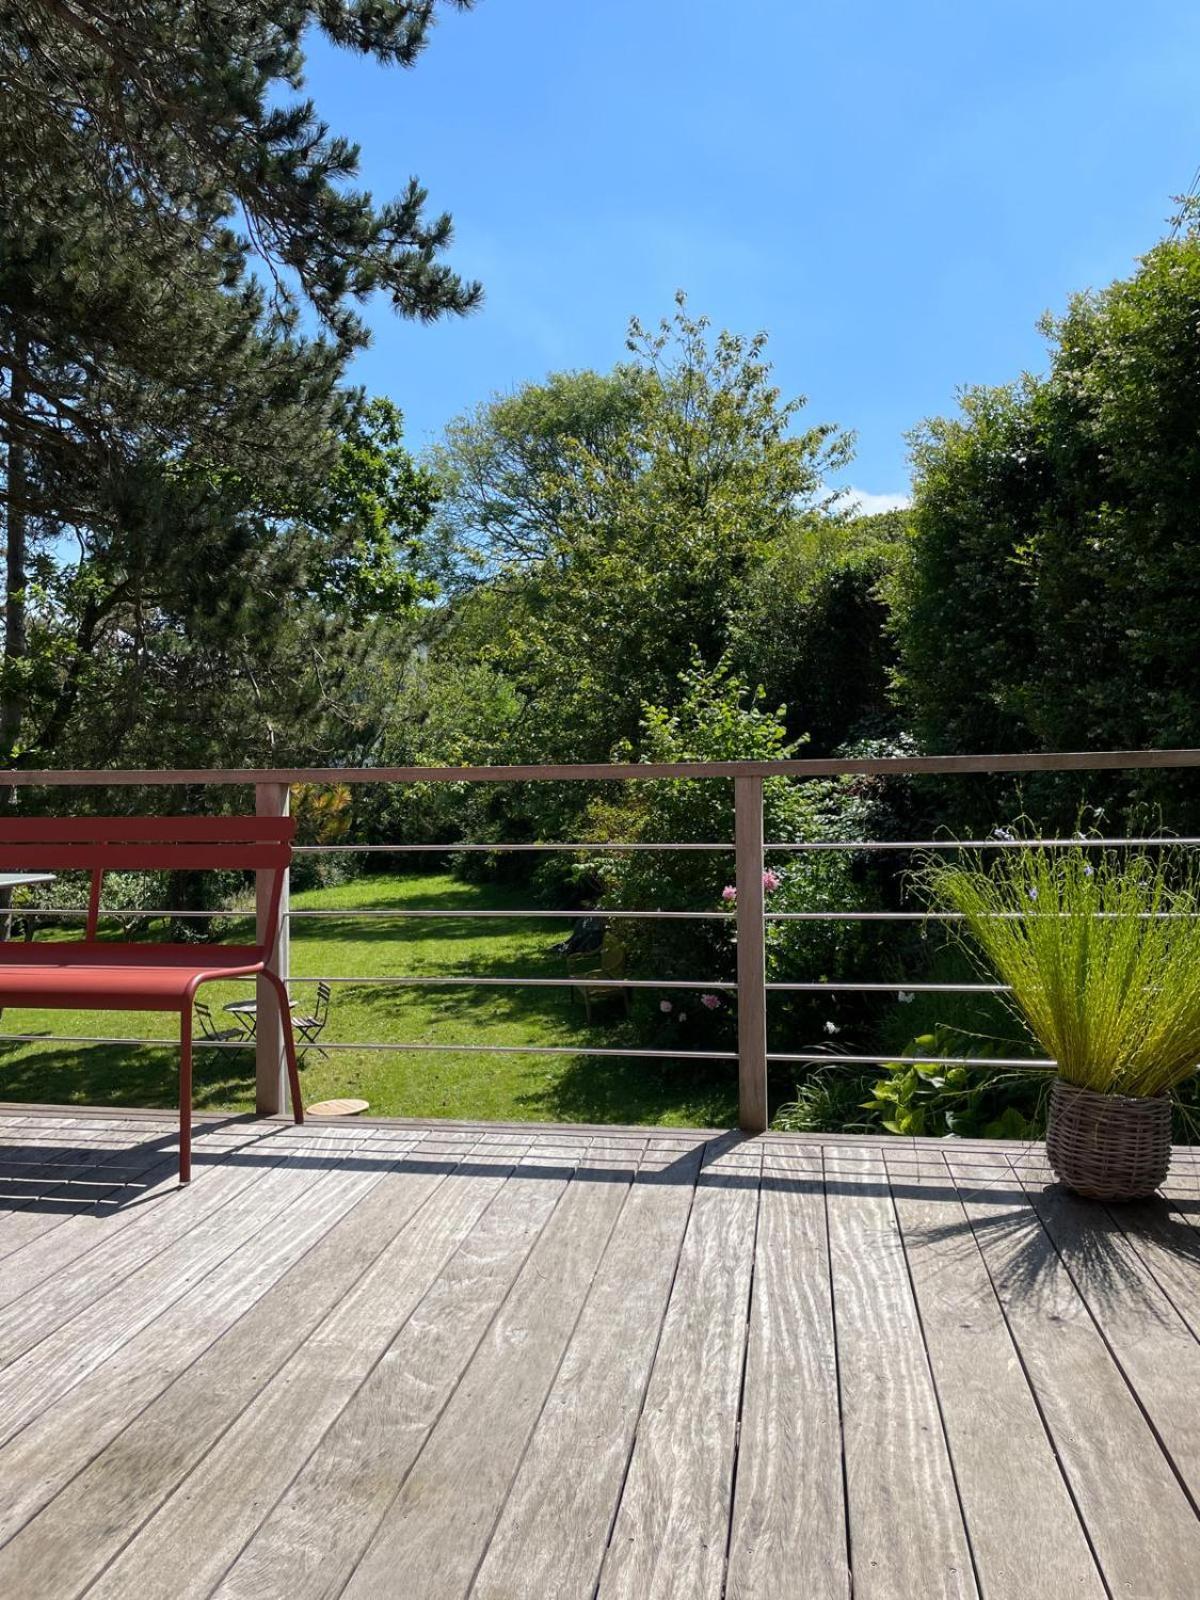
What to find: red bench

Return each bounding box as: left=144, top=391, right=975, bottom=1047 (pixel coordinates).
left=0, top=816, right=303, bottom=1182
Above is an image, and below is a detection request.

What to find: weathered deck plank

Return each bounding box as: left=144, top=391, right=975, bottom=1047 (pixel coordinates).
left=214, top=1156, right=569, bottom=1600
left=824, top=1145, right=978, bottom=1600
left=725, top=1150, right=849, bottom=1600
left=86, top=1146, right=521, bottom=1600
left=340, top=1155, right=637, bottom=1600
left=472, top=1144, right=703, bottom=1600
left=0, top=1111, right=1197, bottom=1600
left=0, top=1132, right=481, bottom=1600
left=0, top=1130, right=404, bottom=1544
left=1020, top=1166, right=1200, bottom=1513
left=596, top=1138, right=761, bottom=1600
left=891, top=1149, right=1104, bottom=1599
left=948, top=1151, right=1200, bottom=1599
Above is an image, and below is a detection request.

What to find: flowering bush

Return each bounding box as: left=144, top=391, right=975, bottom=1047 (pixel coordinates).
left=578, top=658, right=885, bottom=1054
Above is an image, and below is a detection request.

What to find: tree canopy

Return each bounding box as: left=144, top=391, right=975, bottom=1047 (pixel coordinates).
left=425, top=297, right=860, bottom=764
left=0, top=0, right=479, bottom=761
left=892, top=211, right=1200, bottom=760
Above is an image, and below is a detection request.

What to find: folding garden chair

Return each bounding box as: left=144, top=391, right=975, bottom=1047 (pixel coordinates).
left=194, top=1000, right=246, bottom=1044
left=295, top=980, right=332, bottom=1059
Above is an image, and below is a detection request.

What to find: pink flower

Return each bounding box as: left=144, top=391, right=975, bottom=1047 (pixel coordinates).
left=762, top=869, right=781, bottom=892
left=659, top=999, right=673, bottom=1014
left=721, top=885, right=737, bottom=902
left=700, top=993, right=721, bottom=1010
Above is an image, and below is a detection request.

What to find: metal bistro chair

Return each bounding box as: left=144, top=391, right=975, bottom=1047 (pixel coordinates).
left=294, top=981, right=332, bottom=1059
left=194, top=1000, right=246, bottom=1044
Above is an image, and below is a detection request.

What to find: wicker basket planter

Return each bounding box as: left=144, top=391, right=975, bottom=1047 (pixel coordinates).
left=1046, top=1080, right=1171, bottom=1201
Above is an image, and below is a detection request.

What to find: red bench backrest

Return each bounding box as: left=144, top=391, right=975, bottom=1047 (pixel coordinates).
left=0, top=816, right=294, bottom=943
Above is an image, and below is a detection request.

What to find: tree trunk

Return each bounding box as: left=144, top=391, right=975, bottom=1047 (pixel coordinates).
left=2, top=332, right=29, bottom=762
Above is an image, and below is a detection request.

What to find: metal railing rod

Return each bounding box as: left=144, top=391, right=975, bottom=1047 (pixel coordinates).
left=8, top=906, right=733, bottom=922
left=0, top=1035, right=1051, bottom=1067
left=295, top=834, right=1200, bottom=856
left=279, top=1041, right=740, bottom=1058
left=767, top=1052, right=1056, bottom=1069
left=0, top=1034, right=738, bottom=1060
left=287, top=908, right=732, bottom=921
left=765, top=837, right=1200, bottom=851
left=766, top=910, right=1200, bottom=921
left=0, top=1033, right=252, bottom=1048
left=19, top=906, right=1198, bottom=925
left=294, top=842, right=734, bottom=854
left=765, top=982, right=1009, bottom=993
left=65, top=973, right=996, bottom=994
left=257, top=976, right=740, bottom=990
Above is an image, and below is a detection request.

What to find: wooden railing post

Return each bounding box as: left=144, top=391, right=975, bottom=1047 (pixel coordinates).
left=255, top=782, right=290, bottom=1116
left=734, top=775, right=768, bottom=1133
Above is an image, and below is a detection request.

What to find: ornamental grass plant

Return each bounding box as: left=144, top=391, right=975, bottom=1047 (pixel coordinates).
left=925, top=845, right=1200, bottom=1101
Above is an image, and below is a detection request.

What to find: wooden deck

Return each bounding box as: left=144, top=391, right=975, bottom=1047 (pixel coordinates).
left=0, top=1111, right=1199, bottom=1599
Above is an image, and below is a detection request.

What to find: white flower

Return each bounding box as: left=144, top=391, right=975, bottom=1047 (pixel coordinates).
left=898, top=990, right=915, bottom=1004
left=659, top=999, right=673, bottom=1014
left=824, top=1020, right=840, bottom=1035
left=1027, top=886, right=1039, bottom=901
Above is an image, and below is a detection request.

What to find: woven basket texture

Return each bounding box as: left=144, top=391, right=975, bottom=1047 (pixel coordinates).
left=1046, top=1079, right=1170, bottom=1201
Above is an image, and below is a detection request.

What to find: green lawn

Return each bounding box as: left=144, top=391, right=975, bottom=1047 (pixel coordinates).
left=0, top=873, right=738, bottom=1128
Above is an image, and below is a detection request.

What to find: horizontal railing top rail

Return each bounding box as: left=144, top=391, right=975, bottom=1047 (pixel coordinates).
left=3, top=746, right=1200, bottom=786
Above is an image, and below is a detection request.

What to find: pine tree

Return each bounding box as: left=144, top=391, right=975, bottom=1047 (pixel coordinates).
left=0, top=0, right=480, bottom=759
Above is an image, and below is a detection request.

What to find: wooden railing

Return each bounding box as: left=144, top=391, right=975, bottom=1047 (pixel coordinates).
left=3, top=748, right=1200, bottom=1132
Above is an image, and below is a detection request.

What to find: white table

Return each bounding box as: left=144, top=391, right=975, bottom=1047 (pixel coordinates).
left=0, top=873, right=56, bottom=890
left=224, top=997, right=300, bottom=1040
left=0, top=872, right=56, bottom=942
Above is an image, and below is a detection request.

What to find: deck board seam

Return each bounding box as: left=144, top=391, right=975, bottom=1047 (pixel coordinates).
left=717, top=1144, right=764, bottom=1600
left=329, top=1146, right=583, bottom=1600
left=0, top=1136, right=299, bottom=1382
left=61, top=1130, right=483, bottom=1597
left=461, top=1144, right=650, bottom=1600
left=1008, top=1153, right=1200, bottom=1529
left=198, top=1136, right=535, bottom=1600
left=888, top=1159, right=985, bottom=1599
left=716, top=1160, right=764, bottom=1600
left=585, top=1138, right=708, bottom=1600
left=820, top=1145, right=855, bottom=1600
left=0, top=1126, right=390, bottom=1553
left=942, top=1150, right=1114, bottom=1600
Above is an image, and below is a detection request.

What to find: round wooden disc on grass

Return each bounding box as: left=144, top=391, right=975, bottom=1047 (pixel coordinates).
left=306, top=1098, right=370, bottom=1118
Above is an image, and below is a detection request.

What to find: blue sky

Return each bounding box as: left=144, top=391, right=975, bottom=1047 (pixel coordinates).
left=303, top=0, right=1200, bottom=506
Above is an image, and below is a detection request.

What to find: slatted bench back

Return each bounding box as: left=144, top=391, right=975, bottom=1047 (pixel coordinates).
left=0, top=816, right=294, bottom=941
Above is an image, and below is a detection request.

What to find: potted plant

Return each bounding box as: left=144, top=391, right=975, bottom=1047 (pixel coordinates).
left=925, top=844, right=1200, bottom=1200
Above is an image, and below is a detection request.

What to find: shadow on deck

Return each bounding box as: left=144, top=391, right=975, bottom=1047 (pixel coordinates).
left=1, top=1104, right=1199, bottom=1599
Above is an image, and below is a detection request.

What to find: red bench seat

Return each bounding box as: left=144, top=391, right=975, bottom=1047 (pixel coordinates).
left=0, top=817, right=303, bottom=1182
left=0, top=943, right=267, bottom=1008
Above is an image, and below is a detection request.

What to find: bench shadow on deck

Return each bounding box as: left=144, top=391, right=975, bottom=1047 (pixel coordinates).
left=0, top=1107, right=1199, bottom=1599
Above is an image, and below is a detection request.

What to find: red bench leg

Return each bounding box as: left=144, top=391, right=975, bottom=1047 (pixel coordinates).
left=179, top=1007, right=193, bottom=1184
left=264, top=970, right=304, bottom=1125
